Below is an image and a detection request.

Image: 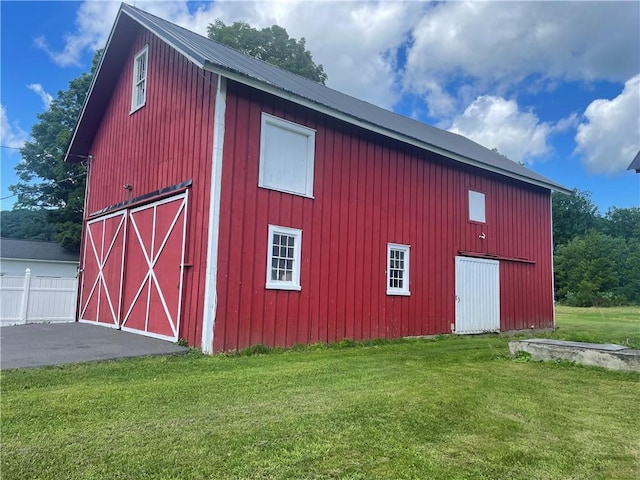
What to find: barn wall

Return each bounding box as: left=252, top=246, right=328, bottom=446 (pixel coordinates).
left=84, top=28, right=217, bottom=346
left=213, top=82, right=553, bottom=351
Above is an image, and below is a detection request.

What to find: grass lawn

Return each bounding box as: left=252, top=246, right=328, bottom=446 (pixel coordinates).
left=1, top=307, right=639, bottom=479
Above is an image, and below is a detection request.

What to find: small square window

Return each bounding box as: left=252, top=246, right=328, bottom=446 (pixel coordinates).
left=266, top=225, right=302, bottom=290
left=468, top=190, right=486, bottom=223
left=259, top=113, right=315, bottom=198
left=387, top=243, right=410, bottom=296
left=131, top=46, right=148, bottom=113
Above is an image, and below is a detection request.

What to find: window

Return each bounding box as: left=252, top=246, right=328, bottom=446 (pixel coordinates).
left=387, top=243, right=410, bottom=296
left=468, top=190, right=486, bottom=223
left=266, top=225, right=302, bottom=290
left=131, top=46, right=148, bottom=113
left=259, top=113, right=315, bottom=198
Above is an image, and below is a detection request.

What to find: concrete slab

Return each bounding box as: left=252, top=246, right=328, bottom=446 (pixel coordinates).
left=0, top=322, right=187, bottom=370
left=509, top=339, right=640, bottom=372
left=523, top=338, right=629, bottom=351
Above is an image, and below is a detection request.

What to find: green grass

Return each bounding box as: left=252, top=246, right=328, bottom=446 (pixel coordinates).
left=550, top=305, right=640, bottom=349
left=2, top=307, right=639, bottom=479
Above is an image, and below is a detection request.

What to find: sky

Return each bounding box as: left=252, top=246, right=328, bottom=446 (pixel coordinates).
left=1, top=0, right=639, bottom=213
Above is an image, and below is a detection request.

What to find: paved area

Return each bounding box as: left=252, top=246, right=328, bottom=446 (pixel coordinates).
left=0, top=322, right=187, bottom=369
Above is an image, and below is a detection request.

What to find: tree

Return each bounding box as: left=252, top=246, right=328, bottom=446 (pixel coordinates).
left=9, top=51, right=102, bottom=252
left=207, top=20, right=328, bottom=84
left=599, top=207, right=640, bottom=241
left=551, top=189, right=598, bottom=247
left=554, top=232, right=631, bottom=306
left=0, top=210, right=55, bottom=241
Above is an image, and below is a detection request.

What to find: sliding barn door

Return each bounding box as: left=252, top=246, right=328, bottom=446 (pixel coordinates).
left=455, top=256, right=500, bottom=334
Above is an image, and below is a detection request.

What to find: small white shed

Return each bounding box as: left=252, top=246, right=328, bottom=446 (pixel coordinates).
left=0, top=238, right=79, bottom=278
left=0, top=238, right=80, bottom=325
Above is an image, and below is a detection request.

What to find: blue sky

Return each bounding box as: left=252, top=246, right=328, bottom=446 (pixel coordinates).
left=2, top=1, right=639, bottom=213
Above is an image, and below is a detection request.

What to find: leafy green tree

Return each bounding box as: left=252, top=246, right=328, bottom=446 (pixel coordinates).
left=0, top=210, right=55, bottom=240
left=599, top=207, right=640, bottom=241
left=554, top=232, right=633, bottom=306
left=551, top=189, right=598, bottom=247
left=207, top=20, right=328, bottom=84
left=9, top=51, right=102, bottom=252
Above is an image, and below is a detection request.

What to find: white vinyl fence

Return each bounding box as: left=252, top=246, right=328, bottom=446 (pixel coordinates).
left=0, top=269, right=78, bottom=326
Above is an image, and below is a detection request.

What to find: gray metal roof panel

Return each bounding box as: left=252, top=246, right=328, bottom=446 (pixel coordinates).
left=117, top=4, right=567, bottom=192
left=0, top=238, right=79, bottom=263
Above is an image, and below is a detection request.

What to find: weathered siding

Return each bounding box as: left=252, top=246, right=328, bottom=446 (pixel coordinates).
left=214, top=82, right=553, bottom=351
left=83, top=28, right=217, bottom=346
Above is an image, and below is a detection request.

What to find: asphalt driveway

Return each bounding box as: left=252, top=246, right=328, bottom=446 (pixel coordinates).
left=0, top=322, right=187, bottom=369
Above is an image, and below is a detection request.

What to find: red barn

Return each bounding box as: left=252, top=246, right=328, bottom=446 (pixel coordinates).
left=66, top=4, right=569, bottom=353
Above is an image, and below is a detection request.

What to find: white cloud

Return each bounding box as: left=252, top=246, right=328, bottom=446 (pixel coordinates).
left=575, top=75, right=640, bottom=175
left=405, top=1, right=640, bottom=116
left=26, top=84, right=53, bottom=110
left=34, top=1, right=121, bottom=67
left=34, top=1, right=419, bottom=109
left=448, top=96, right=552, bottom=164
left=0, top=105, right=28, bottom=150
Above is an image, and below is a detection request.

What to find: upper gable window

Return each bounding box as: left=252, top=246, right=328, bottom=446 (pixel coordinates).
left=130, top=46, right=148, bottom=113
left=259, top=113, right=315, bottom=198
left=468, top=190, right=486, bottom=223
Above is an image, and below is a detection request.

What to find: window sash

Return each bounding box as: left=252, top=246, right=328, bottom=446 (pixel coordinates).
left=131, top=46, right=148, bottom=112
left=266, top=225, right=302, bottom=290
left=387, top=243, right=410, bottom=295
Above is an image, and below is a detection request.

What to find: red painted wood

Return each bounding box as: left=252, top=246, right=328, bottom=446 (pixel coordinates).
left=81, top=28, right=216, bottom=346
left=82, top=29, right=553, bottom=351
left=213, top=81, right=554, bottom=351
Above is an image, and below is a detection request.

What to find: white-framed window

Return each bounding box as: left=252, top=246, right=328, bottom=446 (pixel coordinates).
left=266, top=224, right=302, bottom=291
left=468, top=190, right=486, bottom=223
left=259, top=113, right=315, bottom=198
left=130, top=45, right=149, bottom=113
left=387, top=243, right=410, bottom=296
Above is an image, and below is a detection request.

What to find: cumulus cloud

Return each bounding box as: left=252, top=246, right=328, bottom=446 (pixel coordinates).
left=26, top=84, right=53, bottom=110
left=448, top=96, right=552, bottom=164
left=34, top=1, right=121, bottom=67
left=405, top=1, right=640, bottom=115
left=575, top=75, right=640, bottom=175
left=33, top=0, right=418, bottom=109
left=0, top=105, right=28, bottom=150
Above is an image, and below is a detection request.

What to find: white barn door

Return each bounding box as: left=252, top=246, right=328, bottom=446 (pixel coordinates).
left=455, top=256, right=500, bottom=334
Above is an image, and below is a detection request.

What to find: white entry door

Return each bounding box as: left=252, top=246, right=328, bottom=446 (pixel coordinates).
left=455, top=256, right=500, bottom=334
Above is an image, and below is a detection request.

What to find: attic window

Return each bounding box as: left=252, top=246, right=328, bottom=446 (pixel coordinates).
left=131, top=45, right=148, bottom=113
left=468, top=190, right=486, bottom=223
left=259, top=113, right=315, bottom=198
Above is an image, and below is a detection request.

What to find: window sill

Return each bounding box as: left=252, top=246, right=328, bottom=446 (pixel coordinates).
left=258, top=184, right=314, bottom=200
left=129, top=104, right=146, bottom=115
left=386, top=290, right=410, bottom=296
left=265, top=283, right=302, bottom=291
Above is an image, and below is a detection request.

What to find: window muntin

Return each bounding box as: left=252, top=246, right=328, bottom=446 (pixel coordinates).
left=387, top=243, right=410, bottom=296
left=259, top=113, right=315, bottom=198
left=468, top=190, right=486, bottom=223
left=266, top=225, right=302, bottom=290
left=131, top=46, right=148, bottom=113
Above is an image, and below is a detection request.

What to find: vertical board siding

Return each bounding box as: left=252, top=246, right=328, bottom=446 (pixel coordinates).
left=84, top=29, right=216, bottom=346
left=214, top=82, right=553, bottom=351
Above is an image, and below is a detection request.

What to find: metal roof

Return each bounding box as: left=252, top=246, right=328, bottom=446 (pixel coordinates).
left=629, top=151, right=640, bottom=172
left=0, top=238, right=79, bottom=263
left=67, top=3, right=569, bottom=193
